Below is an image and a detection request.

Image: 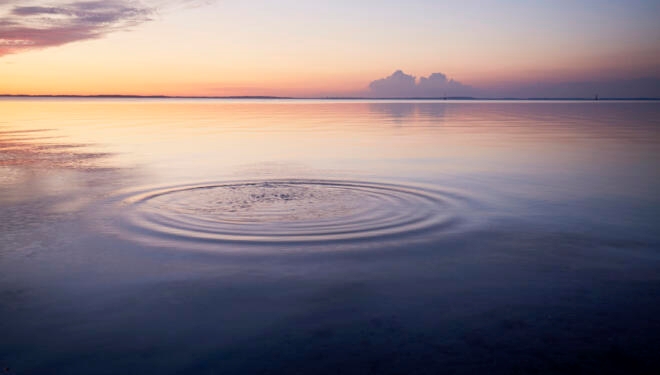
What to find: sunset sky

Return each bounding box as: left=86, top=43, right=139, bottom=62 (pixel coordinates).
left=1, top=0, right=659, bottom=97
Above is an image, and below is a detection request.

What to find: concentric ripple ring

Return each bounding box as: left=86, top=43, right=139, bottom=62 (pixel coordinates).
left=113, top=179, right=469, bottom=246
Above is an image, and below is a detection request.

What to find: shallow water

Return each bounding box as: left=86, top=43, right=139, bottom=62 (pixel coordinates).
left=1, top=99, right=660, bottom=374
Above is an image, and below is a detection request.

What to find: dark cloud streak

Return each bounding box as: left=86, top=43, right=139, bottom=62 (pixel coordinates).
left=0, top=1, right=210, bottom=56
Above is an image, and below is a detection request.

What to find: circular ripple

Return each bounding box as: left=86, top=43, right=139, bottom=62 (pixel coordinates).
left=114, top=179, right=467, bottom=246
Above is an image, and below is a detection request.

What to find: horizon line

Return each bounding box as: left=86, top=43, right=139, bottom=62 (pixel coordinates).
left=1, top=94, right=659, bottom=101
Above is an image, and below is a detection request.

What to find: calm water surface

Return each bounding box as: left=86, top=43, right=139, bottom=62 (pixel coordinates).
left=1, top=99, right=660, bottom=374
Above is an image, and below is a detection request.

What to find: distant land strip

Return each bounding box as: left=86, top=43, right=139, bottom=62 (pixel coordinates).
left=0, top=95, right=658, bottom=100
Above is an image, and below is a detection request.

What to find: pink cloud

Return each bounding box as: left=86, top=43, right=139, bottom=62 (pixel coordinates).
left=0, top=0, right=211, bottom=56
left=368, top=70, right=475, bottom=98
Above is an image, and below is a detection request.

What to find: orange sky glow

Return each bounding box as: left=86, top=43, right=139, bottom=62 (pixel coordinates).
left=1, top=1, right=659, bottom=97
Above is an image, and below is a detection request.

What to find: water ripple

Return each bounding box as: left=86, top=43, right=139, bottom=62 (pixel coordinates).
left=110, top=179, right=475, bottom=248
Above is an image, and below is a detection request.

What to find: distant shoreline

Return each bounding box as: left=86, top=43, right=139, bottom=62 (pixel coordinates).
left=0, top=95, right=658, bottom=101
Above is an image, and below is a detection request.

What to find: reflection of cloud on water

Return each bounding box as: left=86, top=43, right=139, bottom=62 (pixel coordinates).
left=367, top=102, right=446, bottom=123
left=0, top=139, right=135, bottom=276
left=0, top=128, right=122, bottom=241
left=415, top=102, right=447, bottom=119
left=368, top=102, right=416, bottom=121
left=0, top=128, right=111, bottom=170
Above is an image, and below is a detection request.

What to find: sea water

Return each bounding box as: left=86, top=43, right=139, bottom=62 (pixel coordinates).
left=1, top=99, right=659, bottom=374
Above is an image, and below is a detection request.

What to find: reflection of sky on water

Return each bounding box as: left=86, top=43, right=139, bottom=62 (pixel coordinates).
left=1, top=99, right=659, bottom=374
